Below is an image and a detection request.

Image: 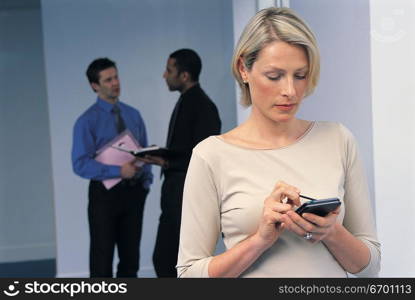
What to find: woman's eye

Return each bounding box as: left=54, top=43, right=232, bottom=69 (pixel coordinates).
left=267, top=75, right=282, bottom=81
left=295, top=74, right=307, bottom=80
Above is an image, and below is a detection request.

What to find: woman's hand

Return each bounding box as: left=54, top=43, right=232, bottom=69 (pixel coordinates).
left=253, top=181, right=301, bottom=249
left=284, top=207, right=340, bottom=242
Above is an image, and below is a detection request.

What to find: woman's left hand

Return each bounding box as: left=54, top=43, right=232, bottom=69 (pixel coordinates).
left=282, top=207, right=340, bottom=242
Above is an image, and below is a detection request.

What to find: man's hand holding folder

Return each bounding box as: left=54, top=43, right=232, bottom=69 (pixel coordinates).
left=120, top=159, right=140, bottom=179
left=95, top=130, right=149, bottom=189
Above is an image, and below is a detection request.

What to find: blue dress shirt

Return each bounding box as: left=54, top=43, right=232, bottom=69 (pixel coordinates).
left=72, top=97, right=153, bottom=189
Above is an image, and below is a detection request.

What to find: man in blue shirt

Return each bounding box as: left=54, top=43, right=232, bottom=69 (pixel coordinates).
left=72, top=58, right=153, bottom=277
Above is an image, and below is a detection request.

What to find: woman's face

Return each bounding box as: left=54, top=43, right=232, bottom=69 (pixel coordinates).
left=240, top=41, right=309, bottom=123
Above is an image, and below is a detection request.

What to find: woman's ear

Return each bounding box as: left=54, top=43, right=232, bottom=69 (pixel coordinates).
left=238, top=57, right=248, bottom=83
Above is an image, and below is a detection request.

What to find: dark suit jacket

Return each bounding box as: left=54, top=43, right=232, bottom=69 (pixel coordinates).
left=165, top=83, right=221, bottom=173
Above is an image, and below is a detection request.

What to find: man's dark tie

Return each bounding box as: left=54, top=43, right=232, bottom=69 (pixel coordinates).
left=112, top=104, right=126, bottom=133
left=113, top=103, right=136, bottom=185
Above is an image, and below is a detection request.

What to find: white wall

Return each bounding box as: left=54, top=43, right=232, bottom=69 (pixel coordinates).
left=0, top=1, right=56, bottom=263
left=41, top=0, right=236, bottom=277
left=370, top=0, right=415, bottom=277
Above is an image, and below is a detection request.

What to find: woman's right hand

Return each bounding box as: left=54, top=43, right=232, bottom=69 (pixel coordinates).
left=254, top=181, right=301, bottom=249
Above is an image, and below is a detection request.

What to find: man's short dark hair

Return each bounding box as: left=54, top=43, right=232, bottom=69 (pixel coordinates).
left=86, top=58, right=117, bottom=85
left=169, top=49, right=202, bottom=82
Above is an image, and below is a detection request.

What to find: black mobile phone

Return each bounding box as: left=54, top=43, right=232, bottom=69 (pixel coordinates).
left=295, top=198, right=341, bottom=217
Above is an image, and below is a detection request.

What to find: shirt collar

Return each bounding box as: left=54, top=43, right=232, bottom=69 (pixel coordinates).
left=96, top=97, right=121, bottom=113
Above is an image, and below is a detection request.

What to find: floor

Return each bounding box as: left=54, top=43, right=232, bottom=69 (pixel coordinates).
left=0, top=259, right=56, bottom=277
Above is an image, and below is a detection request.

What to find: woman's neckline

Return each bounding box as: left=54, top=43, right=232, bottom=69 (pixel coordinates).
left=215, top=121, right=316, bottom=151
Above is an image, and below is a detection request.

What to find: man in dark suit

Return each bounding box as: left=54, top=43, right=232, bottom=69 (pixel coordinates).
left=145, top=49, right=221, bottom=277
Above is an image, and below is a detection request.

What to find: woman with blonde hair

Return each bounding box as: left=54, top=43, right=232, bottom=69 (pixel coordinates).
left=176, top=7, right=380, bottom=278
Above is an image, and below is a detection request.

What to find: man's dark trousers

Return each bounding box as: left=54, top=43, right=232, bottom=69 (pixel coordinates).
left=152, top=171, right=186, bottom=277
left=88, top=180, right=148, bottom=277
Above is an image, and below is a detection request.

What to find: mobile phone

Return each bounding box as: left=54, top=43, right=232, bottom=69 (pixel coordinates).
left=295, top=198, right=341, bottom=217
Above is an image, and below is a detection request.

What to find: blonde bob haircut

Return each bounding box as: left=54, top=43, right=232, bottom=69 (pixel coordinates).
left=232, top=7, right=320, bottom=107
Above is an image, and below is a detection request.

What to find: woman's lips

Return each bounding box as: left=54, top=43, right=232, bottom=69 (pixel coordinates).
left=274, top=104, right=296, bottom=111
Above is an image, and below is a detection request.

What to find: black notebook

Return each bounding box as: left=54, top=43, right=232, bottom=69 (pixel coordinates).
left=111, top=145, right=171, bottom=158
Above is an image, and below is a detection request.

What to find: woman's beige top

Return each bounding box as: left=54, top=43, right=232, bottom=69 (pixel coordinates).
left=177, top=122, right=380, bottom=277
